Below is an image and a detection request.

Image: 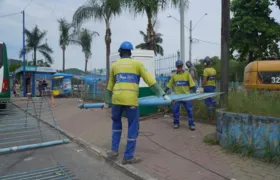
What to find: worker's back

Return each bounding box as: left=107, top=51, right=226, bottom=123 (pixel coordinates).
left=203, top=67, right=217, bottom=87
left=109, top=58, right=156, bottom=106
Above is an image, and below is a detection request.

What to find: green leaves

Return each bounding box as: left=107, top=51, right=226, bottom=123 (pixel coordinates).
left=230, top=0, right=280, bottom=62
left=19, top=25, right=53, bottom=65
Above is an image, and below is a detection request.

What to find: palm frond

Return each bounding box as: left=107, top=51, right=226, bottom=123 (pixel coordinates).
left=37, top=31, right=47, bottom=46
left=72, top=0, right=103, bottom=28
left=39, top=50, right=53, bottom=64
left=154, top=44, right=164, bottom=56
left=58, top=18, right=73, bottom=47
left=136, top=43, right=149, bottom=49
left=38, top=43, right=53, bottom=53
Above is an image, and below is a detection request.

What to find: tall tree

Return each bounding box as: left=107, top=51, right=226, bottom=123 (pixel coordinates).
left=72, top=0, right=125, bottom=80
left=58, top=18, right=74, bottom=72
left=136, top=30, right=164, bottom=56
left=19, top=25, right=53, bottom=65
left=230, top=0, right=280, bottom=62
left=126, top=0, right=188, bottom=50
left=72, top=28, right=99, bottom=72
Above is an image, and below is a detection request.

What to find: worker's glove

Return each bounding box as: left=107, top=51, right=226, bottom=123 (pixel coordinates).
left=103, top=103, right=110, bottom=109
left=163, top=94, right=172, bottom=101
left=196, top=88, right=204, bottom=94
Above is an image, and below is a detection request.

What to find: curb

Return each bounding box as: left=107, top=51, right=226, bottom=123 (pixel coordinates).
left=41, top=119, right=157, bottom=180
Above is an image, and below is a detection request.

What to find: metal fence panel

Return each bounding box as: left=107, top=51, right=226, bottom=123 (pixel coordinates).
left=0, top=97, right=69, bottom=154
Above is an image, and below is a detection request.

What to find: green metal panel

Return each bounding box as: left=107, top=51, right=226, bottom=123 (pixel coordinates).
left=138, top=87, right=158, bottom=117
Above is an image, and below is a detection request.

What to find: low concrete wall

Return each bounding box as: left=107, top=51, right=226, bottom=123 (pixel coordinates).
left=216, top=109, right=280, bottom=156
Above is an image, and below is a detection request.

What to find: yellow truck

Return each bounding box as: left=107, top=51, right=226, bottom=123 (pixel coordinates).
left=244, top=60, right=280, bottom=90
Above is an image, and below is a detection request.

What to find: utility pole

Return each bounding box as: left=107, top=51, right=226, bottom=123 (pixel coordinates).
left=22, top=10, right=26, bottom=97
left=220, top=0, right=230, bottom=108
left=180, top=0, right=185, bottom=65
left=189, top=20, right=192, bottom=62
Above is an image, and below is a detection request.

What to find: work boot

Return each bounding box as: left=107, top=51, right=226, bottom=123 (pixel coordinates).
left=122, top=157, right=142, bottom=165
left=189, top=125, right=195, bottom=131
left=106, top=150, right=118, bottom=160
left=173, top=124, right=180, bottom=129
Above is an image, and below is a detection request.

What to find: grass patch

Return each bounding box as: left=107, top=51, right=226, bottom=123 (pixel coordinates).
left=223, top=139, right=280, bottom=166
left=228, top=90, right=280, bottom=117
left=203, top=133, right=219, bottom=145
left=191, top=90, right=280, bottom=120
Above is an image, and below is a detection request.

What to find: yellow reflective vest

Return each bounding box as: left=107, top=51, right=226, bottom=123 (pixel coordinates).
left=167, top=71, right=195, bottom=94
left=203, top=67, right=217, bottom=87
left=107, top=58, right=157, bottom=106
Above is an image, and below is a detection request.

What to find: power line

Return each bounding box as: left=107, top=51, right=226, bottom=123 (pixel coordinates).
left=0, top=0, right=35, bottom=19
left=0, top=12, right=21, bottom=18
left=23, top=0, right=35, bottom=11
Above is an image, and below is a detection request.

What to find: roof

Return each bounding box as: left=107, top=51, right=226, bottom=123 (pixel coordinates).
left=52, top=73, right=74, bottom=78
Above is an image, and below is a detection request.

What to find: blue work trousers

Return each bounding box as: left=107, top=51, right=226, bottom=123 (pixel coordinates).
left=111, top=105, right=139, bottom=160
left=203, top=86, right=216, bottom=108
left=172, top=101, right=194, bottom=126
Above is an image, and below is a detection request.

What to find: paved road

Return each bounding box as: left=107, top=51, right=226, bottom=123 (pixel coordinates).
left=0, top=143, right=134, bottom=180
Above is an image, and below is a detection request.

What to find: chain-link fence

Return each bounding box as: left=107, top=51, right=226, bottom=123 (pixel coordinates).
left=78, top=54, right=243, bottom=101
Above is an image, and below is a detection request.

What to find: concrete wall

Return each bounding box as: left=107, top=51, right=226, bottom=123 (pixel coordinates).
left=216, top=109, right=280, bottom=156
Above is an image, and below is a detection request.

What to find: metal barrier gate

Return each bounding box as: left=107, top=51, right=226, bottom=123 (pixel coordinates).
left=0, top=97, right=69, bottom=154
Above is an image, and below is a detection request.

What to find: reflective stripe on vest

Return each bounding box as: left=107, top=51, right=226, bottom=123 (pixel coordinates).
left=207, top=76, right=216, bottom=80
left=114, top=73, right=140, bottom=85
left=175, top=81, right=189, bottom=86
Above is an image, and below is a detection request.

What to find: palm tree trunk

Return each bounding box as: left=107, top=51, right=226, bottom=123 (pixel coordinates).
left=147, top=12, right=154, bottom=50
left=33, top=48, right=37, bottom=66
left=85, top=56, right=88, bottom=73
left=62, top=47, right=65, bottom=72
left=105, top=21, right=111, bottom=82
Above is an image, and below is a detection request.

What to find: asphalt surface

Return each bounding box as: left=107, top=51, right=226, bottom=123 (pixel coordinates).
left=0, top=143, right=134, bottom=180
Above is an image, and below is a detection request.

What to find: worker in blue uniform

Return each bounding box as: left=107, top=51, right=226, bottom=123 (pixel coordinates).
left=202, top=57, right=217, bottom=109
left=104, top=41, right=171, bottom=165
left=164, top=60, right=197, bottom=130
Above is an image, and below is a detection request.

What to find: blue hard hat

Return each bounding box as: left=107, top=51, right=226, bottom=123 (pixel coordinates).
left=203, top=56, right=211, bottom=66
left=175, top=60, right=183, bottom=67
left=119, top=41, right=134, bottom=51
left=203, top=56, right=211, bottom=62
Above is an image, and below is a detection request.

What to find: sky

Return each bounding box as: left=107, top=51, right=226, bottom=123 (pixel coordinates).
left=0, top=0, right=280, bottom=71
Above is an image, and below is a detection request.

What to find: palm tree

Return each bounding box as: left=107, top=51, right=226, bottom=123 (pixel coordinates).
left=20, top=25, right=53, bottom=66
left=136, top=30, right=164, bottom=56
left=127, top=0, right=188, bottom=50
left=58, top=18, right=74, bottom=72
left=72, top=28, right=99, bottom=72
left=72, top=0, right=125, bottom=80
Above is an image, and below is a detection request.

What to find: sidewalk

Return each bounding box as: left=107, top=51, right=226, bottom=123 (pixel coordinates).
left=53, top=98, right=280, bottom=180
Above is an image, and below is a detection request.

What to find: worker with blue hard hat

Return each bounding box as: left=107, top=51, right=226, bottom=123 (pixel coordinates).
left=202, top=56, right=217, bottom=109
left=104, top=41, right=171, bottom=164
left=164, top=59, right=197, bottom=130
